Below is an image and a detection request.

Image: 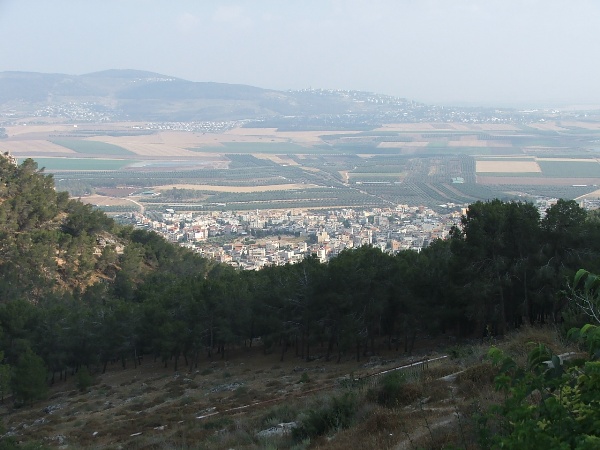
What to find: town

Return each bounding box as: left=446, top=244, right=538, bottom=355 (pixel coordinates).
left=117, top=196, right=579, bottom=271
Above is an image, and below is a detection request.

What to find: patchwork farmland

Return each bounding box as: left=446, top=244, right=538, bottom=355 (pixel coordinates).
left=3, top=120, right=600, bottom=211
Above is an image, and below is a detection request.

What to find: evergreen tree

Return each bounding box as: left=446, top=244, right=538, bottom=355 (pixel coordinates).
left=12, top=349, right=47, bottom=406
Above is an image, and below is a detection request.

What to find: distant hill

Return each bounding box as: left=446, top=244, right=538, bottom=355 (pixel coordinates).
left=0, top=70, right=416, bottom=122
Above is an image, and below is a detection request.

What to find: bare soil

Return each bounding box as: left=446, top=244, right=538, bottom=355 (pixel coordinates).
left=1, top=327, right=576, bottom=449
left=476, top=160, right=542, bottom=173
left=1, top=344, right=446, bottom=449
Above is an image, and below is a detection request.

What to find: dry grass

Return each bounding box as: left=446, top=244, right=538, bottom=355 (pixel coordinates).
left=0, top=140, right=76, bottom=155
left=537, top=157, right=599, bottom=162
left=500, top=325, right=572, bottom=362
left=4, top=124, right=78, bottom=137
left=225, top=127, right=360, bottom=144
left=476, top=160, right=542, bottom=173
left=1, top=346, right=433, bottom=449
left=78, top=194, right=139, bottom=207
left=1, top=327, right=574, bottom=449
left=576, top=188, right=600, bottom=200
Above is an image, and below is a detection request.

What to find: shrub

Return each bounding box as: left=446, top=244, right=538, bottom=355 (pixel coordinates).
left=481, top=335, right=600, bottom=448
left=75, top=366, right=94, bottom=392
left=260, top=403, right=298, bottom=428
left=299, top=372, right=311, bottom=384
left=12, top=350, right=47, bottom=406
left=370, top=371, right=422, bottom=408
left=293, top=392, right=357, bottom=440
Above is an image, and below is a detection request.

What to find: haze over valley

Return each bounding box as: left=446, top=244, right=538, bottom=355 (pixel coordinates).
left=3, top=2, right=600, bottom=449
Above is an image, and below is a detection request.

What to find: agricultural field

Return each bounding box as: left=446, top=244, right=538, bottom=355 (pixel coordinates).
left=189, top=142, right=322, bottom=154
left=475, top=156, right=600, bottom=187
left=151, top=183, right=320, bottom=192
left=19, top=157, right=136, bottom=171
left=4, top=120, right=600, bottom=210
left=0, top=139, right=76, bottom=155
left=51, top=139, right=135, bottom=156
left=476, top=159, right=542, bottom=173
left=537, top=159, right=600, bottom=177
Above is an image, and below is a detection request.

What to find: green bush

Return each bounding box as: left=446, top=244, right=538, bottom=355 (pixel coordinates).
left=482, top=330, right=600, bottom=449
left=260, top=403, right=297, bottom=428
left=299, top=372, right=310, bottom=384
left=370, top=371, right=422, bottom=408
left=75, top=366, right=94, bottom=392
left=293, top=392, right=357, bottom=440
left=12, top=350, right=47, bottom=406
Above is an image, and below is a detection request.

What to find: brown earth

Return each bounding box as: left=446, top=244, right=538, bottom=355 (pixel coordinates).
left=0, top=344, right=449, bottom=449
left=0, top=327, right=576, bottom=449
left=476, top=160, right=541, bottom=173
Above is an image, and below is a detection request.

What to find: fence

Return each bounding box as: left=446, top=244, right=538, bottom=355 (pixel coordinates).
left=355, top=355, right=448, bottom=389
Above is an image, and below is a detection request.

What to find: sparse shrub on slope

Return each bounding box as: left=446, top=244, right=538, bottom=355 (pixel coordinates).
left=293, top=392, right=358, bottom=440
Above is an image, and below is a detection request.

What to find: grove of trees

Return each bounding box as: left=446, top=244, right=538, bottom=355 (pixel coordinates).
left=1, top=156, right=600, bottom=406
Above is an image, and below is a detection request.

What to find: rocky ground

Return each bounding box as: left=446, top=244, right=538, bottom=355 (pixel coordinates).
left=1, top=344, right=451, bottom=449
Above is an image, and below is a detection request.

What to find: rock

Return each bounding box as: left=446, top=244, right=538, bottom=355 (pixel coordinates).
left=43, top=404, right=63, bottom=414
left=256, top=422, right=298, bottom=438
left=210, top=382, right=244, bottom=393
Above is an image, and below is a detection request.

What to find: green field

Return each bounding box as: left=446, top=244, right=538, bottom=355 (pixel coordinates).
left=538, top=160, right=600, bottom=177
left=26, top=158, right=136, bottom=171
left=51, top=139, right=135, bottom=156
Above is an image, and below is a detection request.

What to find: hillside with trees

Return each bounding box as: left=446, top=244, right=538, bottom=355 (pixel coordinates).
left=1, top=154, right=600, bottom=448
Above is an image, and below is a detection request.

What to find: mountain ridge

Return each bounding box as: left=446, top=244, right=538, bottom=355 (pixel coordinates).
left=0, top=70, right=415, bottom=122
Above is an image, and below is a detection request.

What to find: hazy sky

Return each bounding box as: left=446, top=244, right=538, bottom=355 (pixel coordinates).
left=1, top=0, right=599, bottom=106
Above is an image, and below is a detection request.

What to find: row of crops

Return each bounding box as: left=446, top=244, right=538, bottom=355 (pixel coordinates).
left=492, top=184, right=598, bottom=200
left=138, top=187, right=386, bottom=208
left=140, top=192, right=389, bottom=212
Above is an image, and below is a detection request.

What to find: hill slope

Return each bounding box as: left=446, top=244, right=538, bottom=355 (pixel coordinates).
left=0, top=70, right=415, bottom=121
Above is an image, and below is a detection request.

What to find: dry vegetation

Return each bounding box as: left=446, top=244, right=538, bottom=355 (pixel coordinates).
left=225, top=128, right=359, bottom=145
left=576, top=189, right=600, bottom=200
left=78, top=195, right=142, bottom=207
left=0, top=326, right=577, bottom=450
left=254, top=154, right=300, bottom=166
left=0, top=140, right=76, bottom=155
left=476, top=160, right=542, bottom=173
